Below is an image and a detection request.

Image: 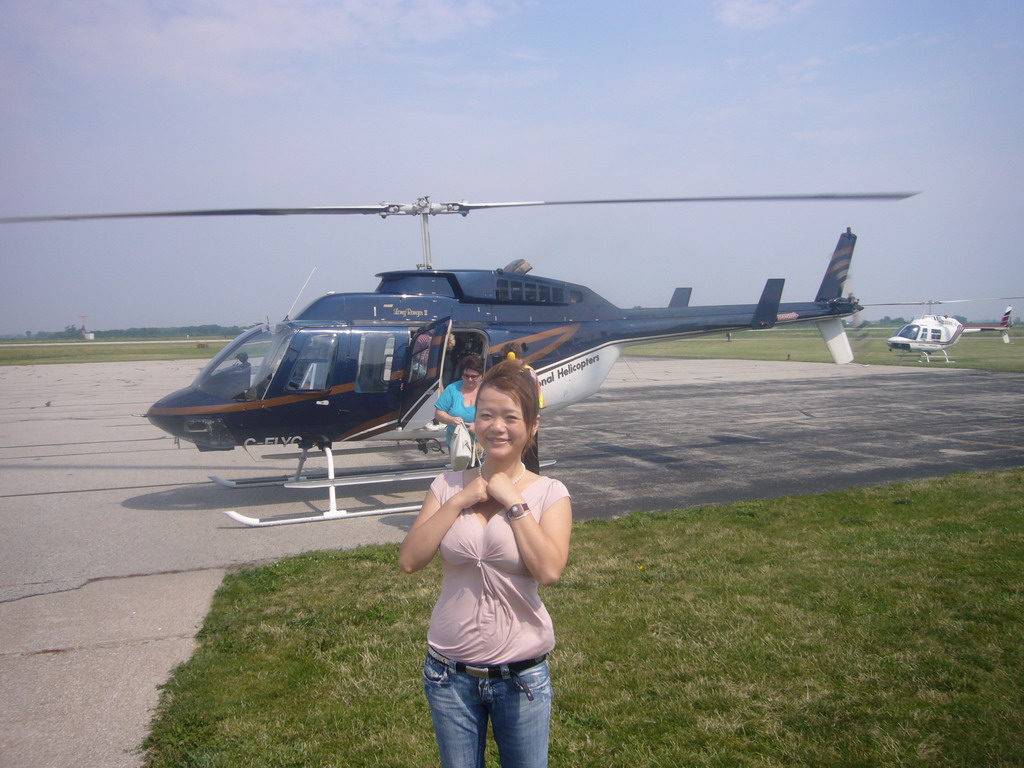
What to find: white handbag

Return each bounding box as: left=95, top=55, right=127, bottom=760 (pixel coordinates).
left=450, top=423, right=475, bottom=471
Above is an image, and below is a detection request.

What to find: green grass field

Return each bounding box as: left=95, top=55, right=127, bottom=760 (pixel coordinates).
left=141, top=470, right=1024, bottom=767
left=0, top=340, right=230, bottom=365
left=626, top=326, right=1024, bottom=372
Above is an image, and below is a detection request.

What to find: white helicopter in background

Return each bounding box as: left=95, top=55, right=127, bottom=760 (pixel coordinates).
left=885, top=303, right=1016, bottom=362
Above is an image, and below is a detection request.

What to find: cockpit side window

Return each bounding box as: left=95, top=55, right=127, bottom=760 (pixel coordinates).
left=896, top=324, right=920, bottom=341
left=286, top=333, right=339, bottom=392
left=195, top=325, right=282, bottom=401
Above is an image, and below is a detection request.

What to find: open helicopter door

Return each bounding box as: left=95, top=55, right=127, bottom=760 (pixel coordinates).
left=397, top=317, right=453, bottom=428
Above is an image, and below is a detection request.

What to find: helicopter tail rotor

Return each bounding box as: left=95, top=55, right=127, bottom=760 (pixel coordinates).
left=840, top=254, right=874, bottom=363
left=811, top=228, right=861, bottom=364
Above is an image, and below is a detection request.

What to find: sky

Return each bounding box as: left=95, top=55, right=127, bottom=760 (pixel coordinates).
left=2, top=0, right=1023, bottom=337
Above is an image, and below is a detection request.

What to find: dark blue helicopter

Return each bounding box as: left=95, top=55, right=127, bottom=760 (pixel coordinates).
left=3, top=194, right=915, bottom=523
left=147, top=223, right=862, bottom=452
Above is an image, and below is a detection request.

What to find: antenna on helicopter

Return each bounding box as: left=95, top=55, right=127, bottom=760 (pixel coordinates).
left=284, top=266, right=317, bottom=320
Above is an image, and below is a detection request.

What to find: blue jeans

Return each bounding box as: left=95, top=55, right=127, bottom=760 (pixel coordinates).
left=422, top=653, right=553, bottom=768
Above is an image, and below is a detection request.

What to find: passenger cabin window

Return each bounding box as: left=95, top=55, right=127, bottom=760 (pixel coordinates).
left=355, top=333, right=397, bottom=393
left=287, top=334, right=338, bottom=391
left=376, top=275, right=456, bottom=297
left=408, top=331, right=433, bottom=384
left=931, top=328, right=942, bottom=341
left=496, top=277, right=568, bottom=304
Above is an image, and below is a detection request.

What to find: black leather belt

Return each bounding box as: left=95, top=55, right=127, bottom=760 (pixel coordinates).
left=428, top=646, right=547, bottom=679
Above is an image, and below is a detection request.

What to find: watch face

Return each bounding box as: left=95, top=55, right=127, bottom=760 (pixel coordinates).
left=508, top=503, right=529, bottom=518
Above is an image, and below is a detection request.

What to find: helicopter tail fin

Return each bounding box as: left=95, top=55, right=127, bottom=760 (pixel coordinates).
left=816, top=317, right=855, bottom=364
left=751, top=279, right=785, bottom=329
left=815, top=228, right=857, bottom=302
left=964, top=306, right=1013, bottom=343
left=669, top=287, right=692, bottom=308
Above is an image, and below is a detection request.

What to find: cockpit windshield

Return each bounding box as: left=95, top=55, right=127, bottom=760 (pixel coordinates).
left=194, top=324, right=293, bottom=400
left=894, top=324, right=921, bottom=341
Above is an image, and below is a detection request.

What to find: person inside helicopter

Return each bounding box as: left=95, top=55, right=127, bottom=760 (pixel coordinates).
left=441, top=331, right=486, bottom=386
left=434, top=354, right=484, bottom=446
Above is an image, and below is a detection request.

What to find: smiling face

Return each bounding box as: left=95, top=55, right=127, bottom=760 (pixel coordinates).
left=474, top=385, right=538, bottom=463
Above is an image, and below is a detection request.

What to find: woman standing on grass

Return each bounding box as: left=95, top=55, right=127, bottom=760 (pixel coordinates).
left=399, top=359, right=573, bottom=768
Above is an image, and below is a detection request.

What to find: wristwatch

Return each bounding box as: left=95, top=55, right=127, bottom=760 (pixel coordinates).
left=506, top=503, right=531, bottom=521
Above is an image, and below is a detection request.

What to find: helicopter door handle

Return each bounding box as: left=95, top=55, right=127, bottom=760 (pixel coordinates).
left=316, top=400, right=330, bottom=406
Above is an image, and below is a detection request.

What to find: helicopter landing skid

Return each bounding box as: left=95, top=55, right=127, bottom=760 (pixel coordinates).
left=282, top=464, right=449, bottom=490
left=210, top=471, right=329, bottom=489
left=223, top=503, right=423, bottom=527
left=222, top=445, right=447, bottom=527
left=209, top=440, right=445, bottom=489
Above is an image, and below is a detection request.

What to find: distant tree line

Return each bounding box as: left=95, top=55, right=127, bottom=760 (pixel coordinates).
left=94, top=325, right=249, bottom=339
left=17, top=324, right=248, bottom=340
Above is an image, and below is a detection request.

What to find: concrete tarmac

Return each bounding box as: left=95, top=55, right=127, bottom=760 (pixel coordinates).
left=1, top=357, right=1021, bottom=766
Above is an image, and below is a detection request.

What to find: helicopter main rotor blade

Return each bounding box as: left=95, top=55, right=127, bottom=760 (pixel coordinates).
left=864, top=296, right=1024, bottom=307
left=0, top=192, right=919, bottom=224
left=0, top=205, right=392, bottom=224
left=454, top=192, right=920, bottom=211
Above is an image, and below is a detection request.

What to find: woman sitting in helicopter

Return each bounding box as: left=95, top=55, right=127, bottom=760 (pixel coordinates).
left=434, top=354, right=484, bottom=446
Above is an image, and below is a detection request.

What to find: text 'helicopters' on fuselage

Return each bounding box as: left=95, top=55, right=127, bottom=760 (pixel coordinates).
left=146, top=229, right=864, bottom=451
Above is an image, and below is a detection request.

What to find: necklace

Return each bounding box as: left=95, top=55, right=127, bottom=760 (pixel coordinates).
left=479, top=462, right=526, bottom=484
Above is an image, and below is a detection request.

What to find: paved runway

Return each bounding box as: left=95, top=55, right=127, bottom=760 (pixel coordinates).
left=1, top=357, right=1021, bottom=766
left=548, top=358, right=1024, bottom=518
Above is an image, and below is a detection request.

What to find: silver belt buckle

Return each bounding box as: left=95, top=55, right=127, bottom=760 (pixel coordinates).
left=465, top=665, right=490, bottom=678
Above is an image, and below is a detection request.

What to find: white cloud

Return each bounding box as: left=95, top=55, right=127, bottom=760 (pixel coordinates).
left=1, top=0, right=521, bottom=91
left=778, top=55, right=824, bottom=83
left=716, top=0, right=781, bottom=29
left=715, top=0, right=815, bottom=30
left=844, top=32, right=947, bottom=56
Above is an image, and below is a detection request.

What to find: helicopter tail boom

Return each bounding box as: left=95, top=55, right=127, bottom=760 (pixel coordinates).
left=962, top=305, right=1014, bottom=343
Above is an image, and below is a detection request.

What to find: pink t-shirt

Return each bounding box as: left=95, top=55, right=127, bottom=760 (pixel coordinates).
left=426, top=471, right=571, bottom=666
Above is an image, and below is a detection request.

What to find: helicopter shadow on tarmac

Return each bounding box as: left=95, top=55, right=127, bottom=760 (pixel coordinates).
left=120, top=475, right=434, bottom=517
